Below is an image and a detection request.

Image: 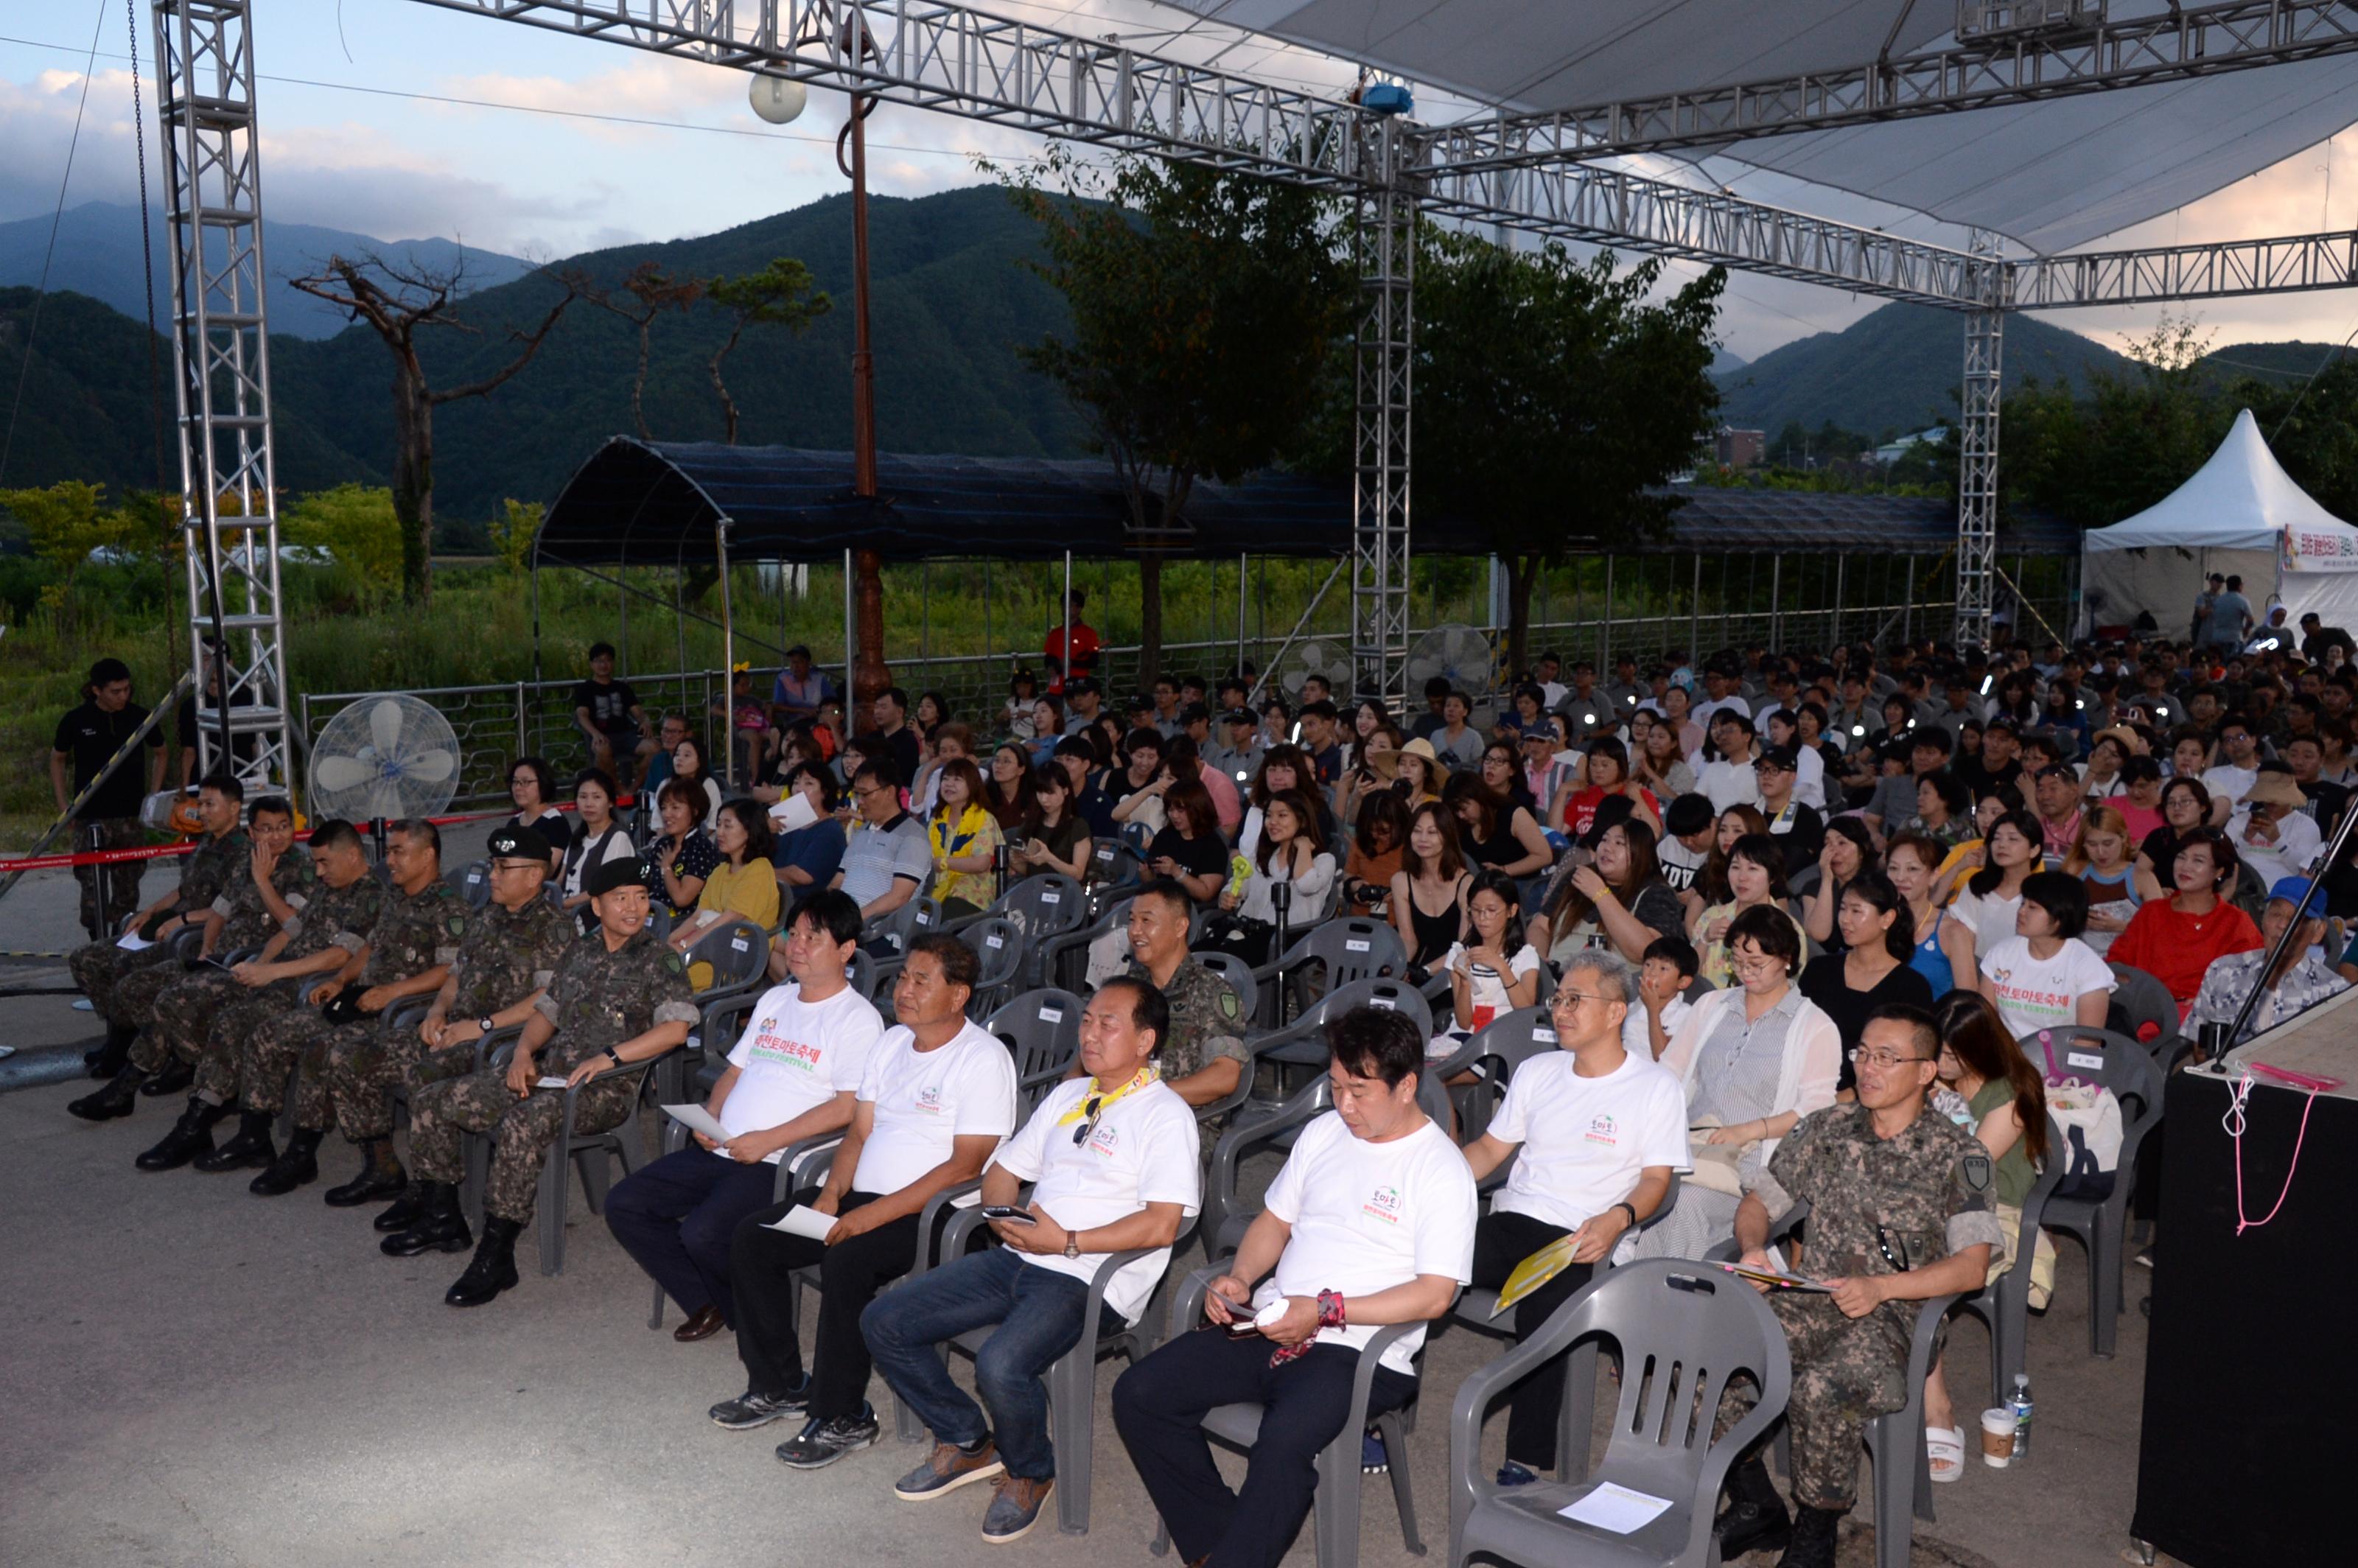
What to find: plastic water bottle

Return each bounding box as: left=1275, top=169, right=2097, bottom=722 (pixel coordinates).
left=2009, top=1373, right=2034, bottom=1461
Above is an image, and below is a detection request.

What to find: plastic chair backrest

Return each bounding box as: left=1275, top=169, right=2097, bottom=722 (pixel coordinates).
left=1441, top=1004, right=1563, bottom=1085
left=961, top=916, right=1026, bottom=993
left=1301, top=975, right=1435, bottom=1043
left=845, top=946, right=878, bottom=1001
left=2016, top=1024, right=2167, bottom=1152
left=1788, top=863, right=1822, bottom=899
left=1189, top=950, right=1258, bottom=1027
left=986, top=988, right=1083, bottom=1090
left=1088, top=839, right=1142, bottom=891
left=1276, top=917, right=1407, bottom=990
left=2106, top=961, right=2181, bottom=1054
left=992, top=872, right=1085, bottom=944
left=688, top=917, right=771, bottom=994
left=449, top=860, right=492, bottom=909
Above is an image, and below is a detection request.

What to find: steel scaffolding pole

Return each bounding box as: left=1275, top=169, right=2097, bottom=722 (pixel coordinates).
left=155, top=0, right=291, bottom=795
left=1350, top=116, right=1416, bottom=712
left=1956, top=230, right=2009, bottom=651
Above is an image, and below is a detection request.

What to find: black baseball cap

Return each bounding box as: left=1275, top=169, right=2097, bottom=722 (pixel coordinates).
left=1066, top=676, right=1100, bottom=697
left=1754, top=744, right=1799, bottom=771
left=1222, top=707, right=1256, bottom=728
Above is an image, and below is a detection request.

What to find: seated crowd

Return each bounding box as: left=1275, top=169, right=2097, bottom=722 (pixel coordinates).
left=60, top=620, right=2358, bottom=1563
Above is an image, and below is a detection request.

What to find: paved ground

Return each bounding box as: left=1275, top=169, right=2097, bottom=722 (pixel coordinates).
left=1, top=822, right=2159, bottom=1567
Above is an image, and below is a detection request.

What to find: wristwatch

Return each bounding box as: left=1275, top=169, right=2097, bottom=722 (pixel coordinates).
left=604, top=1047, right=623, bottom=1068
left=1612, top=1201, right=1640, bottom=1229
left=477, top=1016, right=496, bottom=1036
left=1063, top=1231, right=1082, bottom=1260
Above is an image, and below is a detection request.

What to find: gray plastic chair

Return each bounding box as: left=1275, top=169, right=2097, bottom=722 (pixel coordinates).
left=1149, top=1264, right=1431, bottom=1568
left=1259, top=976, right=1435, bottom=1071
left=1082, top=839, right=1144, bottom=917
left=1447, top=1259, right=1791, bottom=1568
left=447, top=859, right=493, bottom=909
left=959, top=915, right=1028, bottom=1018
left=1953, top=1113, right=2068, bottom=1402
left=984, top=987, right=1084, bottom=1113
left=1189, top=950, right=1260, bottom=1039
left=1425, top=1005, right=1563, bottom=1144
left=2106, top=960, right=2187, bottom=1067
left=472, top=1033, right=674, bottom=1278
left=1250, top=917, right=1408, bottom=1029
left=2016, top=1025, right=2166, bottom=1357
left=1035, top=893, right=1136, bottom=994
left=684, top=917, right=772, bottom=1003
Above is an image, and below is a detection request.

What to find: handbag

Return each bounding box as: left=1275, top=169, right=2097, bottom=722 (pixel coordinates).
left=1682, top=1113, right=1754, bottom=1198
left=2036, top=1032, right=2125, bottom=1198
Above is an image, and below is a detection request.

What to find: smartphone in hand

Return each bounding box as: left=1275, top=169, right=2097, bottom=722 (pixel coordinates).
left=980, top=1205, right=1036, bottom=1224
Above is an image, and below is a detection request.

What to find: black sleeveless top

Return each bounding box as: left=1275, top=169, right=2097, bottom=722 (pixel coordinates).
left=1404, top=874, right=1469, bottom=967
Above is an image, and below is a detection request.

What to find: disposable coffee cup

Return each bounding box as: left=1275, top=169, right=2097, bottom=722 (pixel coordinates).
left=1979, top=1408, right=2015, bottom=1468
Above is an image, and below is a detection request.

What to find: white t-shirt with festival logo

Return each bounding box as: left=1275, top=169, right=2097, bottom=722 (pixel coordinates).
left=718, top=981, right=886, bottom=1163
left=1258, top=1110, right=1477, bottom=1376
left=1488, top=1049, right=1692, bottom=1233
left=1978, top=935, right=2116, bottom=1042
left=992, top=1077, right=1203, bottom=1322
left=852, top=1018, right=1021, bottom=1194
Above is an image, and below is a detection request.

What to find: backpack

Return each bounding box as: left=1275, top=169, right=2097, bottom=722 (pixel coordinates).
left=2035, top=1031, right=2126, bottom=1198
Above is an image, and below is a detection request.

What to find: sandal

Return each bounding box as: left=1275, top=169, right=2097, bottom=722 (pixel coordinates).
left=1927, top=1424, right=1966, bottom=1483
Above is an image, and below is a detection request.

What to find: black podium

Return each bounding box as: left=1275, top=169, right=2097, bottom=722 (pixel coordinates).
left=2130, top=1066, right=2348, bottom=1564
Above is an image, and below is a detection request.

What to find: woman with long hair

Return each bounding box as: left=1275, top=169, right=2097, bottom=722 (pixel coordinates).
left=1631, top=715, right=1697, bottom=801
left=1007, top=764, right=1091, bottom=883
left=503, top=756, right=571, bottom=866
left=1479, top=741, right=1540, bottom=817
left=1024, top=694, right=1066, bottom=768
left=2110, top=827, right=2262, bottom=1018
left=1550, top=735, right=1662, bottom=841
left=1240, top=743, right=1320, bottom=858
left=2064, top=804, right=2141, bottom=954
left=983, top=742, right=1038, bottom=833
left=1923, top=989, right=2054, bottom=1471
left=1690, top=832, right=1806, bottom=990
left=1393, top=738, right=1444, bottom=809
left=926, top=757, right=1003, bottom=917
left=669, top=798, right=780, bottom=990
left=1798, top=869, right=1934, bottom=1093
left=1343, top=788, right=1409, bottom=917
left=667, top=735, right=723, bottom=828
left=1696, top=803, right=1769, bottom=908
left=1389, top=800, right=1471, bottom=972
left=1444, top=771, right=1553, bottom=881
left=910, top=721, right=973, bottom=817
left=1887, top=832, right=1971, bottom=998
left=559, top=768, right=637, bottom=923
left=1533, top=816, right=1683, bottom=965
left=1432, top=868, right=1541, bottom=1057
left=1144, top=775, right=1228, bottom=907
left=1637, top=903, right=1841, bottom=1260
left=1212, top=788, right=1335, bottom=964
left=1946, top=808, right=2043, bottom=983
left=2133, top=775, right=2212, bottom=898
left=1799, top=817, right=1880, bottom=952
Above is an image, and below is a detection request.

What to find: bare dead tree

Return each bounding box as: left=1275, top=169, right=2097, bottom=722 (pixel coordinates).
left=289, top=253, right=581, bottom=601
left=587, top=262, right=704, bottom=441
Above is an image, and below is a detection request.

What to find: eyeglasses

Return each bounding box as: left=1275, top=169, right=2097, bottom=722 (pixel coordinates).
left=1846, top=1046, right=1935, bottom=1069
left=1548, top=990, right=1620, bottom=1009
left=1729, top=955, right=1785, bottom=976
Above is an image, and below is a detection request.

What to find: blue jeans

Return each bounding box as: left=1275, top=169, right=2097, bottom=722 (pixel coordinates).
left=861, top=1246, right=1090, bottom=1481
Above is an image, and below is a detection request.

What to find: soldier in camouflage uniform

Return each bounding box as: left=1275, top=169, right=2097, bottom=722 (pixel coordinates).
left=120, top=798, right=314, bottom=1169
left=240, top=819, right=463, bottom=1204
left=1712, top=1004, right=2004, bottom=1568
left=368, top=826, right=577, bottom=1236
left=178, top=822, right=388, bottom=1178
left=1116, top=881, right=1248, bottom=1117
left=383, top=855, right=695, bottom=1309
left=66, top=775, right=249, bottom=1089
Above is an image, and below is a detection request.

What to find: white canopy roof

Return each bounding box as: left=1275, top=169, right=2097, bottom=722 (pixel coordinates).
left=2087, top=409, right=2358, bottom=553
left=1161, top=1, right=2358, bottom=253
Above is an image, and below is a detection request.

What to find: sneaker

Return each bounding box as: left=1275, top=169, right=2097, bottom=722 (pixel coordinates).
left=2132, top=1246, right=2155, bottom=1270
left=1361, top=1427, right=1388, bottom=1475
left=981, top=1475, right=1054, bottom=1544
left=709, top=1382, right=808, bottom=1430
left=1495, top=1460, right=1539, bottom=1488
left=896, top=1440, right=1004, bottom=1501
left=775, top=1407, right=881, bottom=1469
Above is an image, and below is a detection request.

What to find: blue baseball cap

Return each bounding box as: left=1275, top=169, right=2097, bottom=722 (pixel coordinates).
left=2267, top=876, right=2328, bottom=919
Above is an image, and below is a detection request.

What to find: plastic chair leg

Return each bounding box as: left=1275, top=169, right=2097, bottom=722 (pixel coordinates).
left=1378, top=1409, right=1424, bottom=1555
left=578, top=1147, right=612, bottom=1217
left=892, top=1347, right=941, bottom=1443
left=1312, top=1437, right=1364, bottom=1568
left=1558, top=1341, right=1600, bottom=1482
left=1049, top=1345, right=1095, bottom=1535
left=537, top=1136, right=567, bottom=1277
left=2090, top=1214, right=2120, bottom=1359
left=1867, top=1416, right=1917, bottom=1568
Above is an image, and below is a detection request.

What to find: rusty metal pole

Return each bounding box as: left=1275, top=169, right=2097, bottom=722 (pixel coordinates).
left=841, top=63, right=888, bottom=732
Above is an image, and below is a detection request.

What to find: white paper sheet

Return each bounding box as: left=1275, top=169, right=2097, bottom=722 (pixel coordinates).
left=535, top=1075, right=571, bottom=1090
left=115, top=931, right=155, bottom=951
left=766, top=792, right=819, bottom=833
left=765, top=1204, right=840, bottom=1242
left=1558, top=1482, right=1674, bottom=1533
left=662, top=1102, right=732, bottom=1145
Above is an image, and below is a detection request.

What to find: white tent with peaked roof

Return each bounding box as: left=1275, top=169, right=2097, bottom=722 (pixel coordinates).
left=2082, top=410, right=2358, bottom=639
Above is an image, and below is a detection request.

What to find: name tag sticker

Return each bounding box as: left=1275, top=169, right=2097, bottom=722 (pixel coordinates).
left=1345, top=939, right=1370, bottom=952
left=730, top=937, right=749, bottom=953
left=1533, top=1027, right=1558, bottom=1043
left=2067, top=1050, right=2105, bottom=1071
left=1040, top=892, right=1061, bottom=905
left=986, top=934, right=1004, bottom=949
left=1038, top=1006, right=1064, bottom=1022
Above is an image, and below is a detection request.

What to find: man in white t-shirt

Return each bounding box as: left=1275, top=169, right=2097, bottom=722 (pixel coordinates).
left=862, top=977, right=1200, bottom=1544
left=1461, top=950, right=1688, bottom=1485
left=606, top=890, right=884, bottom=1344
left=1698, top=712, right=1765, bottom=813
left=1114, top=1006, right=1475, bottom=1568
left=709, top=934, right=1018, bottom=1470
left=2199, top=718, right=2263, bottom=820
left=2228, top=769, right=2323, bottom=887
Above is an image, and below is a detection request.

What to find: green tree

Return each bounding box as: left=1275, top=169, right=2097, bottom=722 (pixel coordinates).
left=705, top=258, right=831, bottom=444
left=1413, top=232, right=1726, bottom=674
left=999, top=146, right=1349, bottom=682
left=2000, top=315, right=2228, bottom=528
left=282, top=484, right=405, bottom=589
left=0, top=479, right=122, bottom=620
left=2238, top=354, right=2358, bottom=523
left=486, top=497, right=543, bottom=575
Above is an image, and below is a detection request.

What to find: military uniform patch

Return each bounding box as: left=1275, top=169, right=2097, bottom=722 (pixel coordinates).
left=1961, top=1152, right=1993, bottom=1194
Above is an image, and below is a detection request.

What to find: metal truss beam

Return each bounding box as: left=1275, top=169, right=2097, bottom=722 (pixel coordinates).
left=1427, top=1, right=2358, bottom=171
left=1350, top=119, right=1413, bottom=712
left=2012, top=227, right=2358, bottom=307
left=1956, top=232, right=2009, bottom=653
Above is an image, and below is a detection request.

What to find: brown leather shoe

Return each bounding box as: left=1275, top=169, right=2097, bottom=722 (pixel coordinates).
left=672, top=1306, right=727, bottom=1343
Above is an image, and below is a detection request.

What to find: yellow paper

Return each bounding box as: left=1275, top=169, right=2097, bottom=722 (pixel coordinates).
left=1492, top=1234, right=1580, bottom=1316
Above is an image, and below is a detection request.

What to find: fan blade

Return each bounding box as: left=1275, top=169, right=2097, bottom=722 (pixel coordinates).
left=313, top=755, right=375, bottom=793
left=368, top=698, right=405, bottom=758
left=404, top=748, right=458, bottom=784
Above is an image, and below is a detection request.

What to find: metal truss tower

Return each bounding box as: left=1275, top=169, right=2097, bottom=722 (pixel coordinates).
left=154, top=0, right=291, bottom=793
left=1351, top=117, right=1416, bottom=712
left=1955, top=231, right=2008, bottom=652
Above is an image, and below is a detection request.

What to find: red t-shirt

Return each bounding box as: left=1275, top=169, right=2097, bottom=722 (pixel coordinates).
left=2108, top=897, right=2262, bottom=1017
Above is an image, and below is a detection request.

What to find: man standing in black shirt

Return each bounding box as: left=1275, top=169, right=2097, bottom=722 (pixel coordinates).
left=871, top=686, right=923, bottom=788
left=52, top=657, right=167, bottom=942
left=571, top=642, right=656, bottom=793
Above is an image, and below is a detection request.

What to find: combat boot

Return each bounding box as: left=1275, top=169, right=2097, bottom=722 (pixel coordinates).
left=85, top=1023, right=135, bottom=1079
left=135, top=1096, right=229, bottom=1171
left=323, top=1138, right=407, bottom=1208
left=138, top=1057, right=196, bottom=1096
left=381, top=1182, right=472, bottom=1258
left=1714, top=1455, right=1791, bottom=1561
left=1776, top=1505, right=1844, bottom=1568
left=67, top=1065, right=148, bottom=1122
left=249, top=1127, right=324, bottom=1195
left=444, top=1216, right=524, bottom=1307
left=373, top=1182, right=432, bottom=1233
left=195, top=1110, right=277, bottom=1172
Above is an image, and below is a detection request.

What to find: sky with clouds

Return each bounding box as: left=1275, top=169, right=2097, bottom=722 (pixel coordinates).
left=1, top=0, right=2356, bottom=363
